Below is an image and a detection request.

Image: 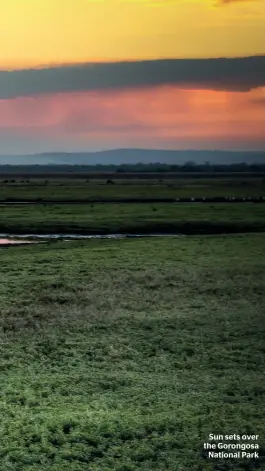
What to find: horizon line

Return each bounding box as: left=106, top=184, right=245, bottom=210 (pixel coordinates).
left=1, top=148, right=265, bottom=158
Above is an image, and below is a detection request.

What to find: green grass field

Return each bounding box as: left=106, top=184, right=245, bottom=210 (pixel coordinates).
left=0, top=235, right=265, bottom=470
left=1, top=202, right=265, bottom=235
left=1, top=175, right=265, bottom=470
left=0, top=176, right=265, bottom=201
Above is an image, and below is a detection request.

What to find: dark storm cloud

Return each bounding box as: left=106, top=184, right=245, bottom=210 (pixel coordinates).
left=0, top=56, right=264, bottom=99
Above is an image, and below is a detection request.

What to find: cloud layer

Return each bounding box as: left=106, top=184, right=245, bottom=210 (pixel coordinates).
left=0, top=56, right=264, bottom=99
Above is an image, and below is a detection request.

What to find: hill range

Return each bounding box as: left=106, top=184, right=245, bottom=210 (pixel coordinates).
left=0, top=149, right=264, bottom=166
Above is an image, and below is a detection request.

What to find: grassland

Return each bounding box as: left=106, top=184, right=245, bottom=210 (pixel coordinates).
left=0, top=235, right=265, bottom=470
left=0, top=202, right=265, bottom=235
left=0, top=176, right=265, bottom=201
left=1, top=174, right=265, bottom=470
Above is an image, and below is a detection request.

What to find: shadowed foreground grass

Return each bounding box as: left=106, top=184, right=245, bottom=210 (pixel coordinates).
left=0, top=235, right=265, bottom=470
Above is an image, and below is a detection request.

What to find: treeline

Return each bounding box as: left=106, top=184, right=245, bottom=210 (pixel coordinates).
left=115, top=162, right=265, bottom=173
left=1, top=162, right=265, bottom=174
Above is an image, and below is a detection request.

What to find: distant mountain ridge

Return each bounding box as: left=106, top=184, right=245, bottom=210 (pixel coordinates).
left=0, top=149, right=265, bottom=166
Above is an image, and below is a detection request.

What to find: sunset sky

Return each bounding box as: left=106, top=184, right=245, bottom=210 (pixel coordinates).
left=0, top=0, right=264, bottom=154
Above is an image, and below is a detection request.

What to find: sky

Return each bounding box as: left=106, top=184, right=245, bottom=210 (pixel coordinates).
left=0, top=0, right=265, bottom=155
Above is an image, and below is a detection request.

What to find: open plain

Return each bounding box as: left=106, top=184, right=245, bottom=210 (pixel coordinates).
left=0, top=174, right=265, bottom=471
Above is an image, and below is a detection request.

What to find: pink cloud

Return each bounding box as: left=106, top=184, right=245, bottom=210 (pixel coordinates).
left=0, top=85, right=264, bottom=150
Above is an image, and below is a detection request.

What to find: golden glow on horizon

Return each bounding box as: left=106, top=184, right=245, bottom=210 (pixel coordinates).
left=0, top=0, right=264, bottom=68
